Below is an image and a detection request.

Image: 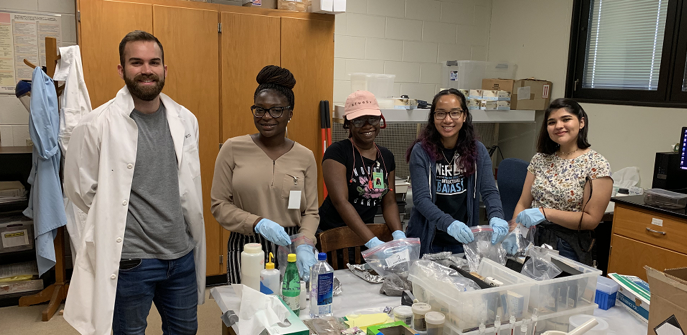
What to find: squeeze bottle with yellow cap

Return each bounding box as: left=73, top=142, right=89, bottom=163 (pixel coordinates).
left=260, top=252, right=280, bottom=295
left=282, top=253, right=300, bottom=315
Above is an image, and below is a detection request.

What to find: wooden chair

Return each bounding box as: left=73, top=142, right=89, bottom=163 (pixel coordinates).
left=316, top=224, right=393, bottom=270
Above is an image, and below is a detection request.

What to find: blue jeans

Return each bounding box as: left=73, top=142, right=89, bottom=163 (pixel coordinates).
left=557, top=238, right=580, bottom=262
left=113, top=251, right=197, bottom=335
left=429, top=242, right=464, bottom=255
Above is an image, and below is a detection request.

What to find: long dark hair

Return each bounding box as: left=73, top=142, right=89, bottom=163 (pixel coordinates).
left=405, top=89, right=478, bottom=176
left=537, top=98, right=591, bottom=155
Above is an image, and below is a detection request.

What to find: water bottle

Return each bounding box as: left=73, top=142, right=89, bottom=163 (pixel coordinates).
left=282, top=253, right=300, bottom=315
left=309, top=252, right=334, bottom=318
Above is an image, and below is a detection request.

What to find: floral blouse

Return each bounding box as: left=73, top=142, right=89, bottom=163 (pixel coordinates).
left=528, top=150, right=611, bottom=212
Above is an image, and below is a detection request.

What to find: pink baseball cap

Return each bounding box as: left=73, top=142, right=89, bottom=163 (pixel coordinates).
left=344, top=90, right=382, bottom=120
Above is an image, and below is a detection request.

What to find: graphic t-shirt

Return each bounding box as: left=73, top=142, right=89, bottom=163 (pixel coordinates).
left=318, top=139, right=396, bottom=231
left=433, top=146, right=469, bottom=246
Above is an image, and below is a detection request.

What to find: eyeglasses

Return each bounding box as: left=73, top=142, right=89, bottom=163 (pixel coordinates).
left=251, top=105, right=291, bottom=118
left=349, top=116, right=382, bottom=128
left=434, top=109, right=464, bottom=120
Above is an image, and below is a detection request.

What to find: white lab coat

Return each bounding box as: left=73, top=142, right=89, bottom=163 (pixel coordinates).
left=53, top=45, right=91, bottom=256
left=63, top=86, right=206, bottom=335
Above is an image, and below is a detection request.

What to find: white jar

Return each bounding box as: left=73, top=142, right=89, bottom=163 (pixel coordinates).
left=241, top=243, right=264, bottom=291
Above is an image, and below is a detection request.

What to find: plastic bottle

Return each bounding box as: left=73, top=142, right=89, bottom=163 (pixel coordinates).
left=282, top=253, right=300, bottom=315
left=241, top=243, right=264, bottom=291
left=393, top=305, right=413, bottom=326
left=260, top=252, right=280, bottom=295
left=425, top=311, right=445, bottom=335
left=309, top=252, right=334, bottom=318
left=411, top=302, right=432, bottom=331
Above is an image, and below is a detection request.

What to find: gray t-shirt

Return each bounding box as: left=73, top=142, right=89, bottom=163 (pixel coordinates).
left=121, top=103, right=194, bottom=260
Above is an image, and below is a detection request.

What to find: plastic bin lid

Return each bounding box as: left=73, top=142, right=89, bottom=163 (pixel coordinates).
left=596, top=276, right=619, bottom=294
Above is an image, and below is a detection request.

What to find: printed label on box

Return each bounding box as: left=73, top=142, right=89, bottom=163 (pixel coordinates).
left=385, top=249, right=410, bottom=267
left=543, top=84, right=550, bottom=99
left=517, top=86, right=531, bottom=100
left=2, top=229, right=29, bottom=248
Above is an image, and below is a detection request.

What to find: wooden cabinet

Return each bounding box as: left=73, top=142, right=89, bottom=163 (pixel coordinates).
left=78, top=0, right=333, bottom=277
left=608, top=202, right=687, bottom=281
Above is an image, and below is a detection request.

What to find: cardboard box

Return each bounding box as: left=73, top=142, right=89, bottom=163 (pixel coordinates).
left=482, top=78, right=515, bottom=93
left=366, top=321, right=416, bottom=335
left=0, top=279, right=43, bottom=296
left=467, top=98, right=480, bottom=110
left=244, top=0, right=277, bottom=8
left=468, top=89, right=482, bottom=99
left=278, top=0, right=310, bottom=12
left=0, top=216, right=34, bottom=254
left=646, top=266, right=687, bottom=335
left=482, top=89, right=499, bottom=101
left=609, top=273, right=650, bottom=324
left=510, top=79, right=552, bottom=110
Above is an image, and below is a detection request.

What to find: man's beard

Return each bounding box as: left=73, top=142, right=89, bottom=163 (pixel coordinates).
left=124, top=72, right=165, bottom=101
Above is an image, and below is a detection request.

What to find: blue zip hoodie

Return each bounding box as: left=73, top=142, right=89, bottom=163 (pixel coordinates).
left=406, top=141, right=505, bottom=255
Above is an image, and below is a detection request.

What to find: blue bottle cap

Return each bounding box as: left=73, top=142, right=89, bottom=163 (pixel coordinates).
left=318, top=252, right=326, bottom=261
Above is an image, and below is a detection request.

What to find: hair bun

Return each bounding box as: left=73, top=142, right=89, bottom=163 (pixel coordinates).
left=256, top=65, right=296, bottom=89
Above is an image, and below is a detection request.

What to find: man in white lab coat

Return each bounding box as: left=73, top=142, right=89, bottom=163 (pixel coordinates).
left=63, top=30, right=206, bottom=335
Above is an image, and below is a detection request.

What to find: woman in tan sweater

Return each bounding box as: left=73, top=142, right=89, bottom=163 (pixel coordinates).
left=211, top=65, right=319, bottom=283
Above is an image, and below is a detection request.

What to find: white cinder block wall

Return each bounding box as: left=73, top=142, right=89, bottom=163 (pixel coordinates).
left=0, top=0, right=77, bottom=147
left=334, top=0, right=493, bottom=105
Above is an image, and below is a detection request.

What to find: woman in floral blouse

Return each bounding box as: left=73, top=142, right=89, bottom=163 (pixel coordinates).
left=512, top=98, right=612, bottom=265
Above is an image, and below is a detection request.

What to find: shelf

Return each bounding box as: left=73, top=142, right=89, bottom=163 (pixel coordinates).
left=0, top=146, right=32, bottom=154
left=333, top=106, right=536, bottom=124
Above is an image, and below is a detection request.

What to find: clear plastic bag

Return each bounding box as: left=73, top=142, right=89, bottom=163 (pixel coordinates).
left=409, top=260, right=480, bottom=292
left=463, top=225, right=507, bottom=272
left=361, top=238, right=421, bottom=277
left=502, top=223, right=536, bottom=257
left=277, top=234, right=317, bottom=280
left=520, top=246, right=562, bottom=281
left=379, top=272, right=412, bottom=296
left=422, top=251, right=470, bottom=272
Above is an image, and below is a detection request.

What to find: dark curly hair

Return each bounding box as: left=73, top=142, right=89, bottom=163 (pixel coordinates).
left=405, top=89, right=478, bottom=176
left=537, top=98, right=591, bottom=155
left=254, top=65, right=296, bottom=108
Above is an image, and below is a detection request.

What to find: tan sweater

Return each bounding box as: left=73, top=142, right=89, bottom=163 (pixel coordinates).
left=211, top=135, right=319, bottom=243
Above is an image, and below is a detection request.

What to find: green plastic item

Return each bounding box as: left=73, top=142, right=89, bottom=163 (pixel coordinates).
left=366, top=321, right=418, bottom=335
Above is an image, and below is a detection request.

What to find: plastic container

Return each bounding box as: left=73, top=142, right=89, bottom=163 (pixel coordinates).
left=282, top=253, right=300, bottom=315
left=411, top=302, right=432, bottom=331
left=528, top=253, right=602, bottom=316
left=241, top=243, right=264, bottom=291
left=442, top=61, right=517, bottom=91
left=260, top=252, right=280, bottom=295
left=643, top=188, right=687, bottom=209
left=350, top=73, right=395, bottom=99
left=443, top=304, right=597, bottom=335
left=300, top=281, right=307, bottom=311
left=393, top=305, right=413, bottom=326
left=409, top=258, right=535, bottom=332
left=568, top=315, right=608, bottom=335
left=594, top=276, right=618, bottom=310
left=309, top=252, right=334, bottom=318
left=426, top=311, right=446, bottom=335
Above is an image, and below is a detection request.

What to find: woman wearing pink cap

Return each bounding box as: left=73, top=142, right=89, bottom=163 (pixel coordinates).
left=318, top=90, right=405, bottom=250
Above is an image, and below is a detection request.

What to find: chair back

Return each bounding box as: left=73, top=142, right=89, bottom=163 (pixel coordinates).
left=497, top=158, right=529, bottom=221
left=317, top=224, right=392, bottom=270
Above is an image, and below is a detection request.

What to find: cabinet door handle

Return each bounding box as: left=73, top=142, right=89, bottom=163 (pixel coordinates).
left=646, top=227, right=667, bottom=235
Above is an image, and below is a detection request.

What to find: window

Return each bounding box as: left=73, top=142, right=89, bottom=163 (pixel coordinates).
left=566, top=0, right=687, bottom=106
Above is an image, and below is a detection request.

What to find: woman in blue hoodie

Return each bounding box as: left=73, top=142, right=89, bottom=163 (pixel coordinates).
left=406, top=89, right=508, bottom=255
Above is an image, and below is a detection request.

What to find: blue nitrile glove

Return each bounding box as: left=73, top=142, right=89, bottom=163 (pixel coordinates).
left=489, top=217, right=509, bottom=244
left=516, top=208, right=546, bottom=228
left=295, top=244, right=317, bottom=280
left=392, top=230, right=406, bottom=240
left=254, top=218, right=291, bottom=246
left=501, top=233, right=519, bottom=255
left=446, top=221, right=474, bottom=244
left=365, top=237, right=384, bottom=249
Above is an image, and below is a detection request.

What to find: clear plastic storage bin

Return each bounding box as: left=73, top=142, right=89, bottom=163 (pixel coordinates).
left=643, top=188, right=687, bottom=209
left=528, top=253, right=601, bottom=316
left=409, top=258, right=536, bottom=332
left=350, top=73, right=395, bottom=99
left=443, top=304, right=597, bottom=335
left=442, top=61, right=517, bottom=90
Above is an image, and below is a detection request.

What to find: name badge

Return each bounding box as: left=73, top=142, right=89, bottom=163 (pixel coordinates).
left=288, top=190, right=301, bottom=209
